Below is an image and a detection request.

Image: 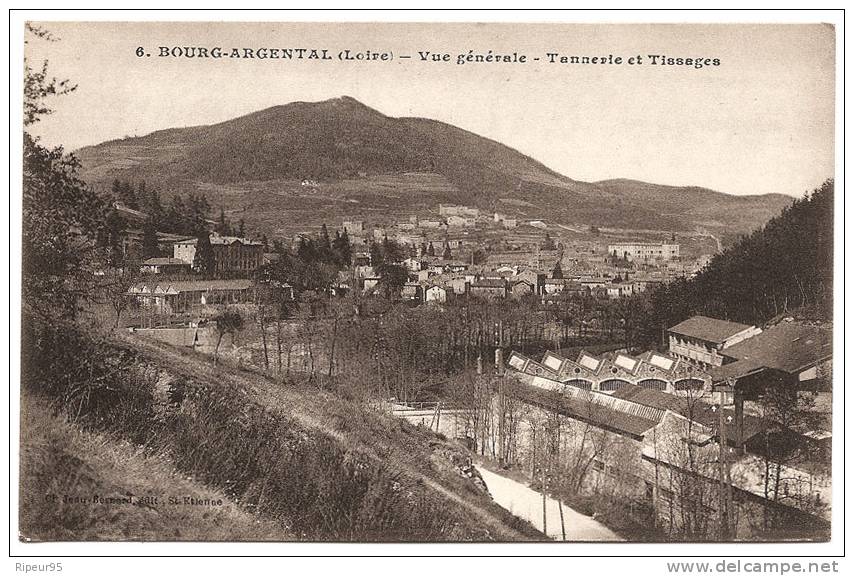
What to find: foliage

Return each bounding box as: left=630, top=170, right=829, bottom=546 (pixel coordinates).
left=331, top=229, right=352, bottom=266
left=639, top=181, right=833, bottom=343
left=376, top=263, right=408, bottom=300
left=111, top=179, right=139, bottom=209
left=141, top=217, right=161, bottom=259
left=23, top=24, right=76, bottom=127
left=19, top=391, right=286, bottom=541
left=23, top=134, right=109, bottom=321
left=193, top=232, right=216, bottom=276
left=542, top=232, right=556, bottom=251
left=23, top=26, right=111, bottom=321
left=164, top=192, right=211, bottom=236
left=471, top=248, right=488, bottom=265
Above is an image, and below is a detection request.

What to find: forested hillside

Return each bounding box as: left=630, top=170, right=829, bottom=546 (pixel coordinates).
left=642, top=180, right=833, bottom=337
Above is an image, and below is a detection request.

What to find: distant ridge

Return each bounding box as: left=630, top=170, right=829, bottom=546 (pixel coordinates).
left=77, top=96, right=793, bottom=236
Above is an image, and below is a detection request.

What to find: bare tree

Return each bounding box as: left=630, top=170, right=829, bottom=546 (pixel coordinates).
left=212, top=308, right=243, bottom=366
left=101, top=266, right=139, bottom=328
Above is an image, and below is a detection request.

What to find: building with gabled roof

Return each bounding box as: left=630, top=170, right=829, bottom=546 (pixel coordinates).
left=714, top=320, right=832, bottom=384
left=469, top=278, right=508, bottom=299
left=668, top=315, right=762, bottom=367
left=173, top=233, right=264, bottom=276
left=424, top=285, right=448, bottom=304
left=140, top=257, right=192, bottom=275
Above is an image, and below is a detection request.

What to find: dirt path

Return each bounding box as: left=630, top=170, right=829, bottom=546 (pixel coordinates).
left=476, top=467, right=623, bottom=542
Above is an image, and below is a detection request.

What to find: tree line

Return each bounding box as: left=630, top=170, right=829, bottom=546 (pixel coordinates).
left=638, top=180, right=833, bottom=342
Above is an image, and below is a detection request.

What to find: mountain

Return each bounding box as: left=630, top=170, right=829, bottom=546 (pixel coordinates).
left=76, top=96, right=793, bottom=238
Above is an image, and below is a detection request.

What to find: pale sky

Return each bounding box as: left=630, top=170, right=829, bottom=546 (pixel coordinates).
left=24, top=22, right=835, bottom=197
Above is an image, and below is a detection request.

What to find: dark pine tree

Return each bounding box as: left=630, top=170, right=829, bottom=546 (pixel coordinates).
left=297, top=236, right=318, bottom=263
left=317, top=223, right=332, bottom=262
left=193, top=231, right=216, bottom=277
left=104, top=209, right=127, bottom=267
left=543, top=232, right=556, bottom=251
left=332, top=228, right=352, bottom=266
left=442, top=241, right=452, bottom=260
left=141, top=217, right=161, bottom=259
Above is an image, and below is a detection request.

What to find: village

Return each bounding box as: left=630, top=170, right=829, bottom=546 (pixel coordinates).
left=119, top=200, right=708, bottom=317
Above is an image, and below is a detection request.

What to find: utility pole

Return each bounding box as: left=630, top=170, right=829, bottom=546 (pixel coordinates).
left=556, top=422, right=566, bottom=541
left=541, top=462, right=548, bottom=537
left=496, top=320, right=506, bottom=466
left=717, top=382, right=734, bottom=541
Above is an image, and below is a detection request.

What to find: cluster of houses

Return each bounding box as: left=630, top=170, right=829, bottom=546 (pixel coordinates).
left=124, top=206, right=708, bottom=314
left=341, top=204, right=520, bottom=254
left=342, top=251, right=669, bottom=304
left=336, top=207, right=718, bottom=307
left=502, top=315, right=832, bottom=538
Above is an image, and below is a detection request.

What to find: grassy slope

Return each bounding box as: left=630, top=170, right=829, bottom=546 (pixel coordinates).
left=115, top=333, right=542, bottom=542
left=19, top=393, right=289, bottom=542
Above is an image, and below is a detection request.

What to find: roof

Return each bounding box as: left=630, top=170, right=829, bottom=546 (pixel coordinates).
left=130, top=279, right=253, bottom=294
left=611, top=385, right=686, bottom=413
left=166, top=279, right=253, bottom=292
left=713, top=321, right=832, bottom=381
left=611, top=385, right=766, bottom=442
left=175, top=235, right=263, bottom=246
left=471, top=279, right=506, bottom=288
left=143, top=257, right=189, bottom=266
left=607, top=242, right=676, bottom=248
left=505, top=373, right=660, bottom=438
left=668, top=315, right=754, bottom=344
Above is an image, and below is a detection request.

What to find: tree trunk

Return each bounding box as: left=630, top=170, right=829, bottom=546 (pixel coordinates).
left=275, top=318, right=282, bottom=376
left=327, top=316, right=339, bottom=378
left=214, top=332, right=224, bottom=366
left=259, top=308, right=269, bottom=370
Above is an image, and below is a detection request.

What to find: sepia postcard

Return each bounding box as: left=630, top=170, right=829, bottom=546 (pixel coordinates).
left=13, top=15, right=839, bottom=556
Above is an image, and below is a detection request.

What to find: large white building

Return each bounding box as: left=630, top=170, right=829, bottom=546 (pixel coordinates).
left=608, top=242, right=680, bottom=262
